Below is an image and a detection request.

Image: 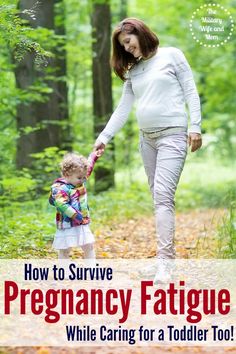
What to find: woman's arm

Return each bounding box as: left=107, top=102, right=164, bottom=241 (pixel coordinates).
left=172, top=48, right=202, bottom=152
left=95, top=77, right=135, bottom=147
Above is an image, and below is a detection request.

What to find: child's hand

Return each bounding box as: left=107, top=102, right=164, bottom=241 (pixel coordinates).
left=93, top=140, right=105, bottom=153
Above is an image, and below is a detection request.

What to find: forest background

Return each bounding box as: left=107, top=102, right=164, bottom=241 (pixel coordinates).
left=0, top=0, right=235, bottom=260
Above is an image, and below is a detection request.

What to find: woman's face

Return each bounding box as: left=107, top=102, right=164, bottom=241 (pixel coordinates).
left=118, top=32, right=142, bottom=58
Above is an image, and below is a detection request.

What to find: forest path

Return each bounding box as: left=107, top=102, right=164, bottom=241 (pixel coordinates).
left=74, top=208, right=226, bottom=259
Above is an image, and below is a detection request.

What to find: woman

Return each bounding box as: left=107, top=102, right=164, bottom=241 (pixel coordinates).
left=94, top=18, right=202, bottom=276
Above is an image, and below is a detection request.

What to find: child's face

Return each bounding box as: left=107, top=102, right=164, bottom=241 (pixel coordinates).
left=65, top=168, right=87, bottom=186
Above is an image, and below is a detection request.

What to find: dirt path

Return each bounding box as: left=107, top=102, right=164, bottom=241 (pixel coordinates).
left=73, top=208, right=227, bottom=259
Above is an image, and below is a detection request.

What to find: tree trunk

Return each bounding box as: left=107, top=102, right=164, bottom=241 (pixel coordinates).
left=15, top=0, right=71, bottom=169
left=91, top=0, right=115, bottom=192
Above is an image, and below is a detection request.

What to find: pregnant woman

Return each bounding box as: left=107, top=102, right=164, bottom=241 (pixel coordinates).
left=94, top=18, right=202, bottom=281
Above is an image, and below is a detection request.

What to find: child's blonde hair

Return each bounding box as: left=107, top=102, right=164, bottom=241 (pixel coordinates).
left=60, top=152, right=88, bottom=177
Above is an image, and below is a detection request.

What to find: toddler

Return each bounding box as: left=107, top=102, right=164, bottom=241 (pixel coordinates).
left=49, top=151, right=101, bottom=259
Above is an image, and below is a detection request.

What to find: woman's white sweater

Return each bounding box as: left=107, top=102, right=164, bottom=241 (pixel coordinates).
left=97, top=47, right=201, bottom=144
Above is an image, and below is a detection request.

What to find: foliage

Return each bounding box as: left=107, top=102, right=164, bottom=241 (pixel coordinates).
left=0, top=1, right=52, bottom=64
left=0, top=199, right=55, bottom=258
left=30, top=146, right=67, bottom=192
left=0, top=0, right=64, bottom=175
left=1, top=0, right=235, bottom=171
left=217, top=192, right=236, bottom=258
left=0, top=175, right=36, bottom=206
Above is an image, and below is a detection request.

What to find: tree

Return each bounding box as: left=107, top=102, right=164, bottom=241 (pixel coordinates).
left=14, top=0, right=71, bottom=169
left=91, top=0, right=115, bottom=192
left=120, top=0, right=127, bottom=20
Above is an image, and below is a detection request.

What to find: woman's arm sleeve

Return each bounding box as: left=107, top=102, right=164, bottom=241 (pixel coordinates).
left=96, top=78, right=135, bottom=144
left=172, top=48, right=202, bottom=134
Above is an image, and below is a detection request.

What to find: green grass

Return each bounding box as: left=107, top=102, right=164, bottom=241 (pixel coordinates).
left=177, top=158, right=236, bottom=210
left=217, top=196, right=236, bottom=258
left=0, top=200, right=56, bottom=258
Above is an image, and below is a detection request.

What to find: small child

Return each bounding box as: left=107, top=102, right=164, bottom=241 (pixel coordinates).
left=49, top=151, right=101, bottom=260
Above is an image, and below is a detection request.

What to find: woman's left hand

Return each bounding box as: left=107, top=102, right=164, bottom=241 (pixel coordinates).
left=188, top=133, right=202, bottom=152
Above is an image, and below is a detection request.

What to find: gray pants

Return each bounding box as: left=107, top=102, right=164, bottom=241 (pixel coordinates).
left=139, top=132, right=188, bottom=259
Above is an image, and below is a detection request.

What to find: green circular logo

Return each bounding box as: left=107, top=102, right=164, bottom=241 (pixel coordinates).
left=189, top=3, right=234, bottom=47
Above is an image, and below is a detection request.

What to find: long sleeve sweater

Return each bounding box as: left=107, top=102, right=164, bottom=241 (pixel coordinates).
left=97, top=47, right=201, bottom=145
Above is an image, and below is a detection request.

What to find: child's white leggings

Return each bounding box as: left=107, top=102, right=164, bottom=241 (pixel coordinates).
left=58, top=243, right=95, bottom=259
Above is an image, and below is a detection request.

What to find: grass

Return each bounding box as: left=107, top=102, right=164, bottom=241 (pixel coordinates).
left=176, top=157, right=236, bottom=210
left=116, top=155, right=236, bottom=211
left=217, top=196, right=236, bottom=258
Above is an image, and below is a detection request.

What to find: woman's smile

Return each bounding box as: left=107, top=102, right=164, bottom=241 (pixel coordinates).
left=118, top=32, right=142, bottom=58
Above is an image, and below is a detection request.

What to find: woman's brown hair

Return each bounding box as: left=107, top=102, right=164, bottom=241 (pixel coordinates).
left=111, top=18, right=159, bottom=81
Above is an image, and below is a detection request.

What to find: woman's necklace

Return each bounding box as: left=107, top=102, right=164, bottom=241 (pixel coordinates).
left=139, top=48, right=158, bottom=71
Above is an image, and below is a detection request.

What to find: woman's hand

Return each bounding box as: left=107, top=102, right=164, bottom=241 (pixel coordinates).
left=188, top=133, right=202, bottom=152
